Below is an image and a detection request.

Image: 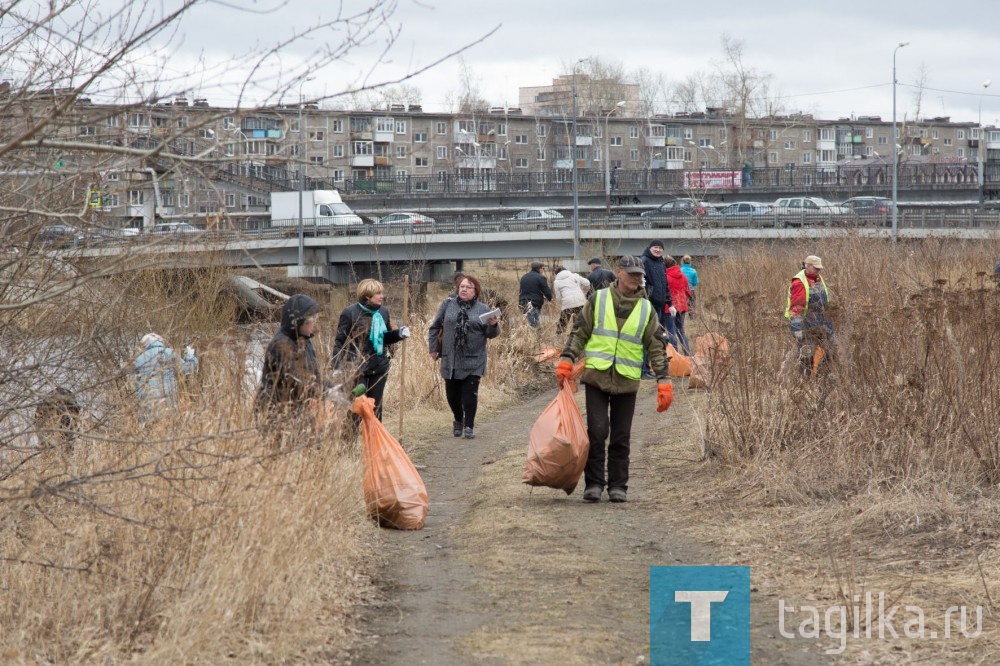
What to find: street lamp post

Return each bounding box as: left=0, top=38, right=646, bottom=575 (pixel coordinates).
left=571, top=67, right=581, bottom=264
left=297, top=77, right=315, bottom=269
left=604, top=100, right=626, bottom=215
left=979, top=79, right=992, bottom=205
left=891, top=41, right=909, bottom=244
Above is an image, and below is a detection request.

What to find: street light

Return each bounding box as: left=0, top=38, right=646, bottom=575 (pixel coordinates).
left=891, top=41, right=909, bottom=244
left=979, top=79, right=992, bottom=205
left=604, top=100, right=626, bottom=214
left=297, top=76, right=315, bottom=269
left=570, top=57, right=587, bottom=265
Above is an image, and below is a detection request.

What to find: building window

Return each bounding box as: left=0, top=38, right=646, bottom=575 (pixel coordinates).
left=310, top=156, right=325, bottom=164
left=332, top=169, right=344, bottom=182
left=79, top=126, right=96, bottom=136
left=630, top=149, right=639, bottom=161
left=958, top=148, right=965, bottom=158
left=944, top=137, right=952, bottom=146
left=497, top=123, right=507, bottom=136
left=865, top=145, right=873, bottom=156
left=878, top=136, right=888, bottom=145
left=932, top=129, right=939, bottom=140
left=437, top=170, right=448, bottom=182
left=225, top=193, right=237, bottom=208
left=515, top=134, right=528, bottom=144
left=395, top=120, right=407, bottom=134
left=957, top=129, right=966, bottom=140
left=106, top=115, right=120, bottom=127
left=594, top=147, right=602, bottom=162
left=611, top=136, right=623, bottom=146
left=768, top=151, right=778, bottom=163
left=414, top=180, right=429, bottom=191
left=181, top=193, right=190, bottom=207
left=436, top=122, right=447, bottom=135
left=104, top=193, right=119, bottom=207
left=177, top=116, right=188, bottom=128
left=516, top=157, right=528, bottom=168
left=129, top=190, right=143, bottom=205
left=698, top=138, right=711, bottom=148
left=801, top=130, right=811, bottom=142
left=199, top=128, right=214, bottom=138
left=396, top=170, right=408, bottom=180
left=330, top=119, right=343, bottom=133
left=352, top=141, right=372, bottom=155
left=784, top=140, right=796, bottom=150
left=802, top=152, right=812, bottom=164
left=415, top=157, right=428, bottom=167
left=683, top=127, right=693, bottom=140
left=536, top=147, right=546, bottom=160
left=310, top=130, right=325, bottom=141
left=436, top=146, right=448, bottom=159
left=223, top=117, right=235, bottom=130
left=396, top=145, right=407, bottom=158
left=333, top=144, right=344, bottom=157
left=290, top=118, right=300, bottom=133
left=376, top=118, right=394, bottom=132
left=106, top=172, right=119, bottom=181
left=414, top=132, right=428, bottom=143
left=225, top=143, right=235, bottom=156
left=628, top=127, right=638, bottom=139
left=498, top=146, right=507, bottom=160
left=866, top=127, right=874, bottom=139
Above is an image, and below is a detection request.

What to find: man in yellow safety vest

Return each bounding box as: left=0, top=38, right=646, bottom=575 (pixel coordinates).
left=556, top=255, right=673, bottom=503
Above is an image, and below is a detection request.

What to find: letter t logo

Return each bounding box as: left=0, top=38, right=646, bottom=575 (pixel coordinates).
left=675, top=591, right=729, bottom=641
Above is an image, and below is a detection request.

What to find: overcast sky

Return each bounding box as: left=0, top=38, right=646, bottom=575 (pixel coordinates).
left=34, top=0, right=1000, bottom=126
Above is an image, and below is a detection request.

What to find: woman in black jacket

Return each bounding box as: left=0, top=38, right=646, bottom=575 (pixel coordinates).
left=332, top=279, right=410, bottom=420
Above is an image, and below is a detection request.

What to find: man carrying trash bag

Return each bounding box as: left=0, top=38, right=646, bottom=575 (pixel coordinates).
left=555, top=255, right=672, bottom=503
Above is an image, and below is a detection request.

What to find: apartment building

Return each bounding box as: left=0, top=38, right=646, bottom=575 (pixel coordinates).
left=4, top=86, right=994, bottom=225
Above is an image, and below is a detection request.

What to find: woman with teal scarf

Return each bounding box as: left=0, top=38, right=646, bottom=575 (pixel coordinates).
left=332, top=279, right=411, bottom=421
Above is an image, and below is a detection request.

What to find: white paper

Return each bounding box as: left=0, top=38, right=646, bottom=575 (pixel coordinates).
left=479, top=307, right=501, bottom=324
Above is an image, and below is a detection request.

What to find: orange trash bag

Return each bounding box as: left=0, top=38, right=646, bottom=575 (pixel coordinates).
left=522, top=381, right=590, bottom=495
left=351, top=395, right=428, bottom=530
left=665, top=343, right=692, bottom=377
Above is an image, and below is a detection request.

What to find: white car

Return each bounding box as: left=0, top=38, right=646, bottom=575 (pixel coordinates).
left=150, top=222, right=201, bottom=235
left=771, top=197, right=849, bottom=226
left=377, top=212, right=437, bottom=234
left=505, top=208, right=566, bottom=230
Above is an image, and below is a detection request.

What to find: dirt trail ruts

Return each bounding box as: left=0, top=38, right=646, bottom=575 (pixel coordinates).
left=351, top=383, right=826, bottom=665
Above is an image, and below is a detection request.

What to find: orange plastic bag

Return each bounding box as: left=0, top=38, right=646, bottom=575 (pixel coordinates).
left=688, top=333, right=732, bottom=390
left=522, top=382, right=590, bottom=495
left=665, top=343, right=692, bottom=377
left=351, top=395, right=428, bottom=530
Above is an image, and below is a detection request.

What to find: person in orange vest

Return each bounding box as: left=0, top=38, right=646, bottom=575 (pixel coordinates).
left=785, top=255, right=834, bottom=375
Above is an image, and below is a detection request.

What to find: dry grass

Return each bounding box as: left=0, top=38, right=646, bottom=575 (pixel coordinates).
left=657, top=236, right=1000, bottom=662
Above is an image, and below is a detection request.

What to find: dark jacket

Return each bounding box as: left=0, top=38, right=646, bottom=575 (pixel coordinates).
left=256, top=294, right=324, bottom=414
left=518, top=270, right=553, bottom=308
left=427, top=296, right=501, bottom=380
left=332, top=300, right=404, bottom=379
left=560, top=285, right=669, bottom=395
left=587, top=266, right=616, bottom=291
left=640, top=245, right=671, bottom=310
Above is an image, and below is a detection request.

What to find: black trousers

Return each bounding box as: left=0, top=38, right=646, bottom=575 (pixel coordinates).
left=584, top=385, right=637, bottom=491
left=444, top=375, right=481, bottom=428
left=362, top=370, right=389, bottom=421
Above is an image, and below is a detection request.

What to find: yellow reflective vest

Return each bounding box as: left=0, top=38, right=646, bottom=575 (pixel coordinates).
left=583, top=288, right=653, bottom=380
left=784, top=269, right=830, bottom=319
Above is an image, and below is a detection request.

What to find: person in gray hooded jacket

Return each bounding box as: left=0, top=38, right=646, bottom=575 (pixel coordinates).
left=427, top=273, right=500, bottom=439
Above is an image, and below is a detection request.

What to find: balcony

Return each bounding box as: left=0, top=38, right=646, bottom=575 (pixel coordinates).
left=350, top=155, right=375, bottom=167
left=645, top=136, right=666, bottom=148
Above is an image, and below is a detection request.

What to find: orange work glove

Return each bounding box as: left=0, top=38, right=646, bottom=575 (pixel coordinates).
left=555, top=360, right=574, bottom=387
left=656, top=383, right=674, bottom=413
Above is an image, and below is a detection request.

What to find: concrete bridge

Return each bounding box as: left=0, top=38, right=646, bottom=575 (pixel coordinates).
left=76, top=218, right=1000, bottom=284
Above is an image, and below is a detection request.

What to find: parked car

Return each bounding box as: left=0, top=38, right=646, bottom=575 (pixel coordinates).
left=377, top=211, right=437, bottom=234
left=150, top=221, right=201, bottom=236
left=715, top=201, right=774, bottom=227
left=36, top=224, right=86, bottom=247
left=639, top=198, right=718, bottom=228
left=771, top=197, right=849, bottom=226
left=505, top=208, right=566, bottom=230
left=841, top=196, right=893, bottom=225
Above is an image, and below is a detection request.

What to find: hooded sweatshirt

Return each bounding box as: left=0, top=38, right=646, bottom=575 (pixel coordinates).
left=256, top=294, right=324, bottom=414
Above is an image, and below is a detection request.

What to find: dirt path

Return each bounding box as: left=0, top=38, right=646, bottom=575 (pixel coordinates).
left=351, top=382, right=826, bottom=665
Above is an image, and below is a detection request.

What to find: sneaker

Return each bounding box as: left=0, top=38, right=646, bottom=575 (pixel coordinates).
left=582, top=485, right=602, bottom=502
left=608, top=487, right=627, bottom=503
left=453, top=421, right=462, bottom=437
left=463, top=427, right=475, bottom=439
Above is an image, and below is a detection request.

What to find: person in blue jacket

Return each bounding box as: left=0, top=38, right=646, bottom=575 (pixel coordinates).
left=680, top=255, right=699, bottom=314
left=134, top=332, right=198, bottom=417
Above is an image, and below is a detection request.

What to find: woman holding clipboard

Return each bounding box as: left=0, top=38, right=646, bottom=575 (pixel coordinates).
left=427, top=273, right=501, bottom=439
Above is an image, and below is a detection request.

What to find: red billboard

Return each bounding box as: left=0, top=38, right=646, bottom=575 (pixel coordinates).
left=683, top=170, right=743, bottom=189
